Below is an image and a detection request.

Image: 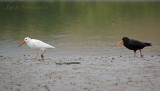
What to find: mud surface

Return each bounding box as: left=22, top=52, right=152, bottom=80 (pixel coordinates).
left=0, top=55, right=160, bottom=91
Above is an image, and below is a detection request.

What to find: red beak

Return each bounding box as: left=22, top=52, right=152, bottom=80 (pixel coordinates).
left=117, top=40, right=123, bottom=46
left=19, top=41, right=25, bottom=47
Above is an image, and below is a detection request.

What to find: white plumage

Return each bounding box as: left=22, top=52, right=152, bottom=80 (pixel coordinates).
left=26, top=38, right=55, bottom=50
left=19, top=37, right=55, bottom=59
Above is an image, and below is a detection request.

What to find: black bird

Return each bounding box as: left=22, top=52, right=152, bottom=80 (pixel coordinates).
left=117, top=37, right=152, bottom=57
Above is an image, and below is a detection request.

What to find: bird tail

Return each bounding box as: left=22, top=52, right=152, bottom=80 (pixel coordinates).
left=47, top=44, right=55, bottom=49
left=145, top=43, right=152, bottom=46
left=50, top=46, right=55, bottom=48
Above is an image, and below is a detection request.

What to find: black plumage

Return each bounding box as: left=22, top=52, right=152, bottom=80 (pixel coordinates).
left=118, top=37, right=151, bottom=57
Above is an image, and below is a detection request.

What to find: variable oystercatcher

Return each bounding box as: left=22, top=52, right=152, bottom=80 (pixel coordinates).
left=117, top=37, right=151, bottom=57
left=19, top=37, right=55, bottom=59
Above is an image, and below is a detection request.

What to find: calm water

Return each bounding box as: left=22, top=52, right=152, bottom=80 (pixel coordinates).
left=0, top=1, right=160, bottom=57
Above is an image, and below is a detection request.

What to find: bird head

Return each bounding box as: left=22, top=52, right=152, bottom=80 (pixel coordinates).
left=117, top=37, right=129, bottom=46
left=122, top=37, right=129, bottom=43
left=19, top=37, right=31, bottom=47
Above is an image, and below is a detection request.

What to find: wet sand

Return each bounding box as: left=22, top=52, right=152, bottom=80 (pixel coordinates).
left=0, top=55, right=160, bottom=91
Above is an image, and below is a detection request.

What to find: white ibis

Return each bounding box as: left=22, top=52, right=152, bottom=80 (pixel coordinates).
left=19, top=37, right=55, bottom=59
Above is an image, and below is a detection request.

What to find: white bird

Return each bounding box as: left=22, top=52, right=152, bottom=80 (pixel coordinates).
left=19, top=37, right=55, bottom=59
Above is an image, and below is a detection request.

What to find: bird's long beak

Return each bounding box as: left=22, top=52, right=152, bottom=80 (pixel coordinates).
left=19, top=41, right=25, bottom=47
left=117, top=40, right=123, bottom=46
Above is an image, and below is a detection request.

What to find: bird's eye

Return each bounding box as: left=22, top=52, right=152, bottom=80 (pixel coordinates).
left=26, top=39, right=27, bottom=40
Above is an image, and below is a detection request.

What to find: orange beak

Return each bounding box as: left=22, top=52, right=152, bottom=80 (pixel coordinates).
left=19, top=41, right=25, bottom=47
left=117, top=40, right=123, bottom=46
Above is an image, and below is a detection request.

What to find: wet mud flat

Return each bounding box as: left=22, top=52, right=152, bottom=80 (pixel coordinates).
left=0, top=55, right=160, bottom=91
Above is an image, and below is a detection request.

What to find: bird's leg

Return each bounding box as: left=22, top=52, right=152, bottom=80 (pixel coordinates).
left=139, top=49, right=143, bottom=57
left=35, top=51, right=38, bottom=59
left=134, top=51, right=136, bottom=57
left=41, top=50, right=46, bottom=59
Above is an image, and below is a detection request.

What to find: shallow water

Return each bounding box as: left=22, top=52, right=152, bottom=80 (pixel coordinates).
left=0, top=1, right=160, bottom=57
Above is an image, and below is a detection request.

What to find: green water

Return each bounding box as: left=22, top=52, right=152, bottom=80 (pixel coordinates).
left=0, top=2, right=160, bottom=56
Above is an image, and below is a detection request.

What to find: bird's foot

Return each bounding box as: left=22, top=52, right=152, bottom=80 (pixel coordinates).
left=41, top=54, right=44, bottom=59
left=34, top=56, right=37, bottom=59
left=141, top=55, right=144, bottom=58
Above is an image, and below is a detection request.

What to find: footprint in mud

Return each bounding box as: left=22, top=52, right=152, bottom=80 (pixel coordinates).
left=55, top=62, right=81, bottom=65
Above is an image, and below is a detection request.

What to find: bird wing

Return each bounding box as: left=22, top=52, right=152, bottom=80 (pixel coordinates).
left=129, top=39, right=146, bottom=48
left=30, top=39, right=55, bottom=50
